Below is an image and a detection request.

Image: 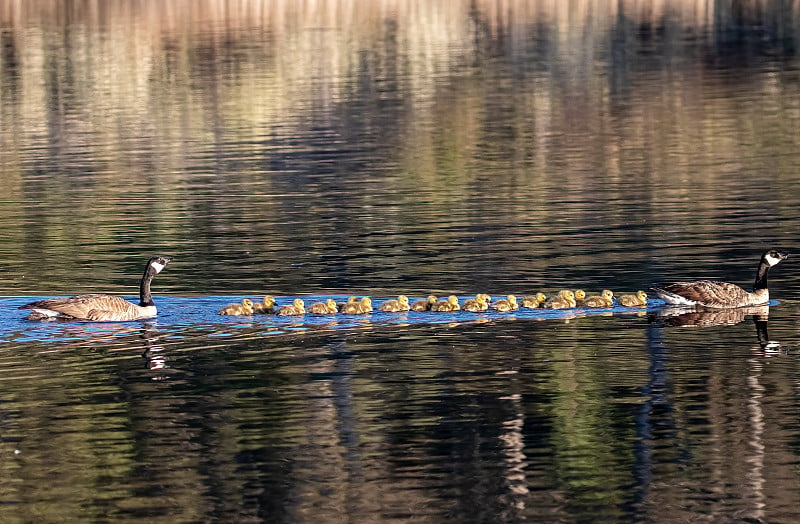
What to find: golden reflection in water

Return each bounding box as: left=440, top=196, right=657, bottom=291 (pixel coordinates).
left=497, top=393, right=529, bottom=516
left=0, top=1, right=798, bottom=296
left=745, top=352, right=766, bottom=522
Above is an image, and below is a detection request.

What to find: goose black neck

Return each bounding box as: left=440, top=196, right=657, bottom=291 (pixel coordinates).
left=753, top=260, right=771, bottom=291
left=139, top=265, right=156, bottom=306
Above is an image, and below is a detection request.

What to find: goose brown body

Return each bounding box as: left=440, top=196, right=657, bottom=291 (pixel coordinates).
left=20, top=256, right=172, bottom=322
left=27, top=294, right=157, bottom=321
left=655, top=281, right=765, bottom=308
left=653, top=250, right=788, bottom=308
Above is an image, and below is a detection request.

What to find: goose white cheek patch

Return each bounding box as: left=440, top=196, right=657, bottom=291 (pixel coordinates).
left=765, top=253, right=784, bottom=267
left=150, top=261, right=166, bottom=273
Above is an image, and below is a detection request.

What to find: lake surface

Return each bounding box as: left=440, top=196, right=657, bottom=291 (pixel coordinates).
left=3, top=1, right=800, bottom=522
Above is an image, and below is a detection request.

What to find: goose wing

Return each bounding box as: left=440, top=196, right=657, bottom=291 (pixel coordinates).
left=653, top=280, right=753, bottom=308
left=20, top=294, right=146, bottom=321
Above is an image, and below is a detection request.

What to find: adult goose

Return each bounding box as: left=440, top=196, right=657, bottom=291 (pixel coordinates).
left=20, top=256, right=172, bottom=321
left=652, top=250, right=788, bottom=308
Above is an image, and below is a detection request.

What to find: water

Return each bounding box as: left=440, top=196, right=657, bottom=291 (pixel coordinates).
left=3, top=1, right=800, bottom=522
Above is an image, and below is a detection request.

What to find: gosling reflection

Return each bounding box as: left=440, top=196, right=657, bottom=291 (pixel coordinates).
left=649, top=305, right=781, bottom=351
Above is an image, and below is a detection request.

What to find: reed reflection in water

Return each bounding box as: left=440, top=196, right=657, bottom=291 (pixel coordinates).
left=2, top=1, right=800, bottom=522
left=2, top=307, right=800, bottom=522
left=0, top=1, right=800, bottom=295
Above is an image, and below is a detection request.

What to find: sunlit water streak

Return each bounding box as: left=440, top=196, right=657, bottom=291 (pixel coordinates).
left=0, top=295, right=668, bottom=343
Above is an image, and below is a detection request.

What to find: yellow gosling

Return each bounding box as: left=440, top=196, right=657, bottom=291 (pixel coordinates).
left=476, top=293, right=492, bottom=305
left=545, top=290, right=576, bottom=309
left=574, top=289, right=587, bottom=306
left=219, top=298, right=254, bottom=316
left=492, top=295, right=519, bottom=312
left=411, top=295, right=438, bottom=312
left=521, top=292, right=547, bottom=308
left=433, top=295, right=460, bottom=312
left=618, top=290, right=648, bottom=307
left=544, top=290, right=570, bottom=308
left=308, top=298, right=338, bottom=314
left=462, top=295, right=489, bottom=312
left=337, top=296, right=358, bottom=312
left=277, top=298, right=305, bottom=316
left=583, top=290, right=614, bottom=308
left=379, top=295, right=410, bottom=312
left=253, top=295, right=276, bottom=314
left=342, top=297, right=373, bottom=314
left=356, top=297, right=373, bottom=314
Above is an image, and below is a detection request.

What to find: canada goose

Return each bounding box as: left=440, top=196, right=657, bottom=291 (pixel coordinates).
left=492, top=295, right=519, bottom=312
left=277, top=298, right=305, bottom=316
left=520, top=292, right=547, bottom=308
left=462, top=295, right=489, bottom=312
left=379, top=295, right=410, bottom=312
left=20, top=256, right=172, bottom=322
left=308, top=298, right=338, bottom=314
left=337, top=296, right=358, bottom=312
left=574, top=289, right=587, bottom=306
left=583, top=290, right=614, bottom=308
left=253, top=295, right=276, bottom=314
left=618, top=290, right=648, bottom=307
left=411, top=295, right=438, bottom=312
left=544, top=290, right=576, bottom=309
left=653, top=250, right=788, bottom=308
left=219, top=298, right=255, bottom=316
left=432, top=295, right=460, bottom=312
left=342, top=297, right=372, bottom=314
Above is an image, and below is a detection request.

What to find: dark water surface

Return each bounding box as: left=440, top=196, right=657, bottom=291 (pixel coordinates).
left=4, top=1, right=800, bottom=522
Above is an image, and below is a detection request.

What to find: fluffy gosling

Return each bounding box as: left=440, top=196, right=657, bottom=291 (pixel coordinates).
left=277, top=298, right=305, bottom=316
left=618, top=290, right=647, bottom=307
left=492, top=295, right=519, bottom=312
left=411, top=295, right=438, bottom=312
left=583, top=290, right=614, bottom=308
left=379, top=295, right=411, bottom=312
left=219, top=298, right=254, bottom=316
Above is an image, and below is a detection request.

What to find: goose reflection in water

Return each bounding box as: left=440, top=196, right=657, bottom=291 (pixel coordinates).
left=140, top=322, right=169, bottom=375
left=649, top=305, right=781, bottom=352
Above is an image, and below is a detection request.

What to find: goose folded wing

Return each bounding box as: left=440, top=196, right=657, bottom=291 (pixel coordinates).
left=21, top=294, right=140, bottom=320
left=660, top=281, right=751, bottom=307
